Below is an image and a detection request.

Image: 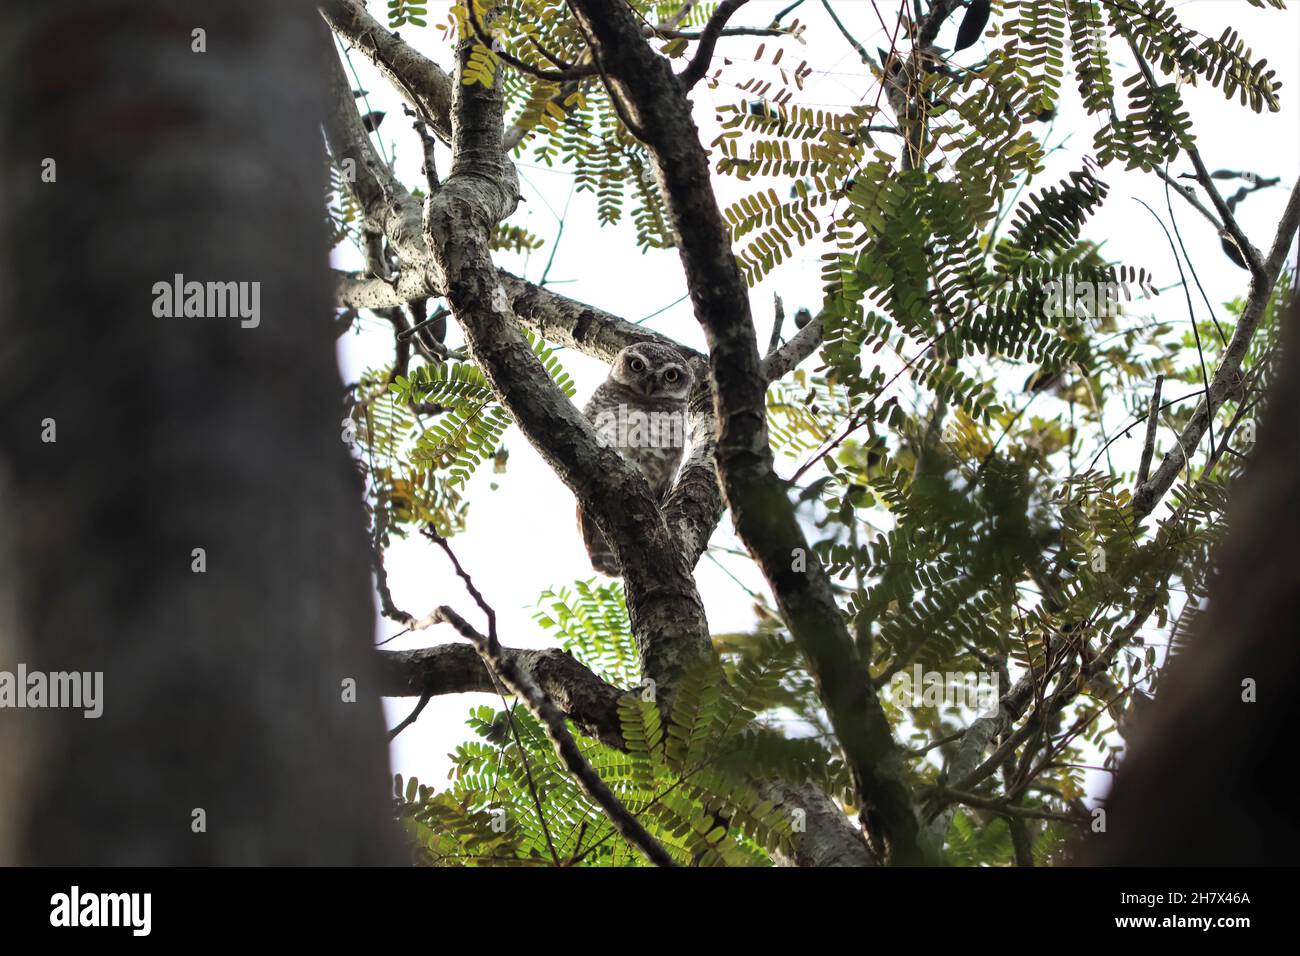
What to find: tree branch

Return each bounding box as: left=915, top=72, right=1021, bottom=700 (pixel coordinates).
left=321, top=0, right=586, bottom=157
left=1155, top=166, right=1223, bottom=232
left=567, top=0, right=928, bottom=864
left=1129, top=42, right=1267, bottom=277
left=422, top=34, right=714, bottom=700
left=377, top=642, right=627, bottom=748
left=321, top=35, right=429, bottom=267
left=820, top=0, right=871, bottom=64
left=432, top=606, right=677, bottom=867
left=679, top=0, right=750, bottom=90
left=325, top=0, right=875, bottom=867
left=761, top=308, right=823, bottom=380
left=318, top=0, right=454, bottom=143
left=663, top=373, right=724, bottom=567
left=917, top=0, right=963, bottom=48
left=1133, top=174, right=1300, bottom=520
left=1136, top=373, right=1163, bottom=487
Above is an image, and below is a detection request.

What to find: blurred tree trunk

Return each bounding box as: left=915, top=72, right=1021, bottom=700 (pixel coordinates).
left=1087, top=293, right=1300, bottom=865
left=0, top=0, right=398, bottom=863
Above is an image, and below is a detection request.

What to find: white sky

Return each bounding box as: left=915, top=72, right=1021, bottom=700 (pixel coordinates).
left=331, top=0, right=1300, bottom=808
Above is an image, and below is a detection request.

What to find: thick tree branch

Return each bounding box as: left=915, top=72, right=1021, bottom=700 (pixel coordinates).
left=377, top=638, right=873, bottom=864
left=495, top=271, right=703, bottom=363
left=567, top=0, right=928, bottom=864
left=663, top=376, right=724, bottom=567
left=322, top=36, right=429, bottom=267
left=318, top=0, right=454, bottom=143
left=761, top=781, right=876, bottom=866
left=422, top=35, right=713, bottom=700
left=377, top=642, right=627, bottom=748
left=324, top=2, right=868, bottom=867
left=917, top=0, right=964, bottom=48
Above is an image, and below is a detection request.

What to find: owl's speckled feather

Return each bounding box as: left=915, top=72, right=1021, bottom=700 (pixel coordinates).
left=578, top=342, right=693, bottom=575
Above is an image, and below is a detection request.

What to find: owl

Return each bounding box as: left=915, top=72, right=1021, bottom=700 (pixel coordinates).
left=579, top=342, right=694, bottom=575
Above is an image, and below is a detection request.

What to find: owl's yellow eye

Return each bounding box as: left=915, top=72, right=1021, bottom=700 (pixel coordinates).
left=663, top=368, right=680, bottom=383
left=629, top=358, right=646, bottom=372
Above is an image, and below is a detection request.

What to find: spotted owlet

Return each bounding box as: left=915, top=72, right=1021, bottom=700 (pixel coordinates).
left=578, top=342, right=693, bottom=575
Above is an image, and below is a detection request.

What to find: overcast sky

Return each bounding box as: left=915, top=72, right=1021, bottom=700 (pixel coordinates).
left=330, top=0, right=1300, bottom=804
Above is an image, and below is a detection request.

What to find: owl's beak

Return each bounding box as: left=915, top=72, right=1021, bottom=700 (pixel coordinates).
left=644, top=380, right=656, bottom=396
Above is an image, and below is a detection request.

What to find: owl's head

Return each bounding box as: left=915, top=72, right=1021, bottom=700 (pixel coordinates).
left=609, top=342, right=693, bottom=401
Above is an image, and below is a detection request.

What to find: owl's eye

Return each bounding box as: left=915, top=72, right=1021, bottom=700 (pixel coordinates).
left=629, top=357, right=646, bottom=372
left=663, top=368, right=680, bottom=383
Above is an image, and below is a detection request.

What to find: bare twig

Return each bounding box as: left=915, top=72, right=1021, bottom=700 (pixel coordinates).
left=1161, top=165, right=1229, bottom=346
left=1134, top=198, right=1215, bottom=460
left=935, top=787, right=1089, bottom=825
left=1136, top=374, right=1163, bottom=487
left=387, top=693, right=430, bottom=740
left=767, top=293, right=785, bottom=355
left=679, top=0, right=751, bottom=89
left=1154, top=166, right=1223, bottom=232
left=652, top=25, right=787, bottom=39
left=423, top=526, right=497, bottom=651
left=821, top=0, right=871, bottom=63
left=761, top=308, right=823, bottom=380
left=770, top=0, right=808, bottom=26
left=1129, top=43, right=1266, bottom=277
left=1133, top=174, right=1300, bottom=520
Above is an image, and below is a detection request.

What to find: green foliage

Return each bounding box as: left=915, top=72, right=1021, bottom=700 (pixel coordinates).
left=386, top=0, right=428, bottom=29
left=491, top=223, right=546, bottom=254
left=1004, top=0, right=1068, bottom=115
left=1110, top=0, right=1281, bottom=112
left=361, top=0, right=1293, bottom=867
left=397, top=584, right=840, bottom=865
left=534, top=579, right=641, bottom=687
left=449, top=1, right=500, bottom=87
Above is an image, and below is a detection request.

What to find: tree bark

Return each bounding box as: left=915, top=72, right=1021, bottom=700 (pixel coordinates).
left=1086, top=294, right=1300, bottom=865
left=0, top=0, right=398, bottom=864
